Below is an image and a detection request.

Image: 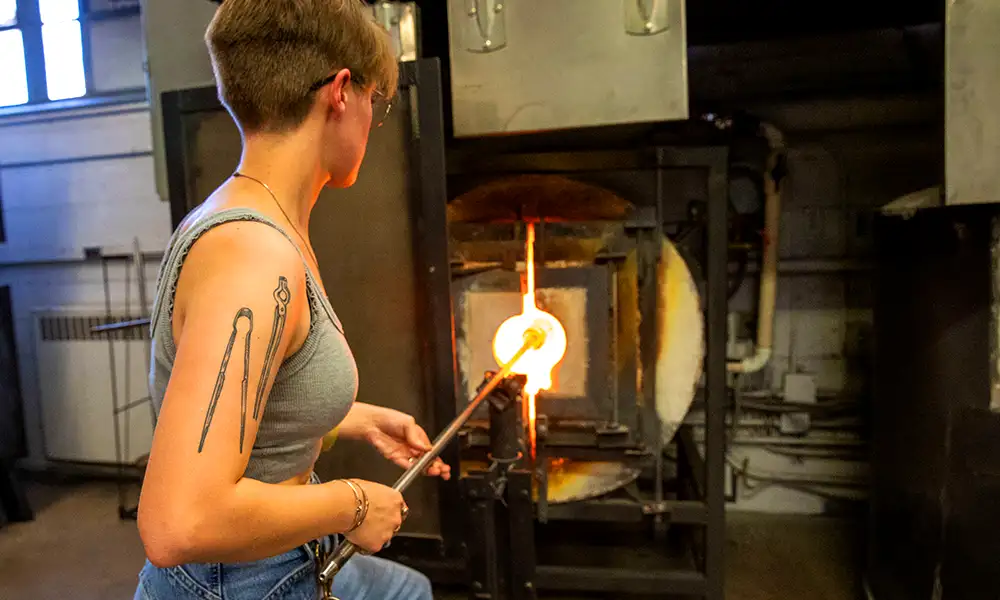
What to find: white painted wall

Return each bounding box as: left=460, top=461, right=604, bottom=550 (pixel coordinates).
left=0, top=103, right=171, bottom=468
left=0, top=2, right=172, bottom=471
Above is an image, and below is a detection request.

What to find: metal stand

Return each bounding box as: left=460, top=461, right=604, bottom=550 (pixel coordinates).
left=409, top=144, right=730, bottom=599
left=464, top=373, right=536, bottom=600
left=318, top=339, right=543, bottom=593
left=90, top=239, right=158, bottom=521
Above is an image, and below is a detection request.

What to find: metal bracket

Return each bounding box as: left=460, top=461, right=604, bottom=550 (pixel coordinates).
left=597, top=422, right=630, bottom=437
left=482, top=453, right=523, bottom=506
left=462, top=0, right=507, bottom=53
left=623, top=206, right=661, bottom=231
left=623, top=0, right=670, bottom=36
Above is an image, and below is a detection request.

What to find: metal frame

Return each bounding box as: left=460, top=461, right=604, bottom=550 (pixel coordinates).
left=436, top=145, right=729, bottom=598
left=161, top=85, right=225, bottom=230
left=86, top=243, right=158, bottom=521
left=401, top=59, right=467, bottom=557
left=451, top=265, right=612, bottom=422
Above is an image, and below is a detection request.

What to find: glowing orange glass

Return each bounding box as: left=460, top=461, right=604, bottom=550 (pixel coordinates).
left=492, top=223, right=567, bottom=457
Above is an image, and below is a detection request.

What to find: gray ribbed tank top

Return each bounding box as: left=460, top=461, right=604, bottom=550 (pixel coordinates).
left=148, top=207, right=358, bottom=483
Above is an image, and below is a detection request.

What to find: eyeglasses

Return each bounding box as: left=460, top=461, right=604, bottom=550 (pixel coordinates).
left=309, top=72, right=392, bottom=128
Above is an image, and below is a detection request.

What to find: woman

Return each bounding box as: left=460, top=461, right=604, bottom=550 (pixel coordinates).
left=134, top=1, right=448, bottom=598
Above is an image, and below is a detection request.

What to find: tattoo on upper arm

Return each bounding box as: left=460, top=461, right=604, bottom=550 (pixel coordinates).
left=199, top=308, right=254, bottom=453
left=254, top=276, right=291, bottom=420
left=197, top=275, right=290, bottom=454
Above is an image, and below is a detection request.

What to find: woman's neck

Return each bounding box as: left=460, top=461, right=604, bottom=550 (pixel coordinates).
left=236, top=129, right=329, bottom=232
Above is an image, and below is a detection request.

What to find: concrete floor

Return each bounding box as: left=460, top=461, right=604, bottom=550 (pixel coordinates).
left=0, top=480, right=863, bottom=599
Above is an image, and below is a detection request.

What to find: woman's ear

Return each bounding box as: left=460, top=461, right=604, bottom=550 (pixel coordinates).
left=325, top=69, right=352, bottom=117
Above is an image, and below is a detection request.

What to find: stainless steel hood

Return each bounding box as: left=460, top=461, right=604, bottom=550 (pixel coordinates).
left=446, top=0, right=690, bottom=137
left=946, top=0, right=1000, bottom=205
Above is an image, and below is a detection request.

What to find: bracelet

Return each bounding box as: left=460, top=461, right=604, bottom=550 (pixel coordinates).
left=350, top=480, right=370, bottom=531
left=339, top=479, right=369, bottom=533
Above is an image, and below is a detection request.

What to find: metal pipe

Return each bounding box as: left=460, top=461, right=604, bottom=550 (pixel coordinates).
left=727, top=455, right=867, bottom=489
left=728, top=122, right=785, bottom=374
left=90, top=318, right=151, bottom=333
left=318, top=330, right=543, bottom=590
left=763, top=446, right=866, bottom=461
left=724, top=436, right=864, bottom=447
left=684, top=415, right=863, bottom=430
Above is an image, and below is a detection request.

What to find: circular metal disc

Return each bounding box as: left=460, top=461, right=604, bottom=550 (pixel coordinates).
left=655, top=236, right=705, bottom=444
left=460, top=459, right=641, bottom=504
left=535, top=459, right=641, bottom=504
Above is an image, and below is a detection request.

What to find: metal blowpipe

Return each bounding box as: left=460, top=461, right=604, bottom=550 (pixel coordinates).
left=318, top=329, right=543, bottom=593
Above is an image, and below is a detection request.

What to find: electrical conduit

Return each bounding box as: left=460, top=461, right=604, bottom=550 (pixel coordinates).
left=729, top=122, right=786, bottom=373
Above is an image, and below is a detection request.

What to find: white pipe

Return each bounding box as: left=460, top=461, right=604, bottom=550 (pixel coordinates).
left=729, top=122, right=785, bottom=374
left=730, top=348, right=772, bottom=373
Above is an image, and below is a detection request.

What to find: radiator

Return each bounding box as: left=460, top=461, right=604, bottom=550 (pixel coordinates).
left=34, top=309, right=153, bottom=465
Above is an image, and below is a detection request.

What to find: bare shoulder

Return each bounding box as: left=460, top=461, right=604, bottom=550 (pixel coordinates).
left=173, top=219, right=307, bottom=327
left=187, top=218, right=301, bottom=274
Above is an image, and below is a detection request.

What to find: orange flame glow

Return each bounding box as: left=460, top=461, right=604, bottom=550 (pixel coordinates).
left=492, top=223, right=567, bottom=457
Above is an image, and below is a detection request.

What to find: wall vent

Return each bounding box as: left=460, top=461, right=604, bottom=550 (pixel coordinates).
left=34, top=309, right=152, bottom=464
left=38, top=314, right=146, bottom=342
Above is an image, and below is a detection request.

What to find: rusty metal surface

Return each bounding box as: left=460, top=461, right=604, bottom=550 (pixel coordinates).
left=534, top=459, right=641, bottom=504
left=460, top=458, right=640, bottom=504
left=448, top=175, right=634, bottom=222
left=946, top=0, right=1000, bottom=205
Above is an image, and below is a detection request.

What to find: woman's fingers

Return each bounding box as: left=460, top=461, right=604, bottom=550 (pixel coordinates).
left=423, top=458, right=451, bottom=480
left=392, top=454, right=414, bottom=469
left=404, top=422, right=433, bottom=452
left=392, top=454, right=451, bottom=480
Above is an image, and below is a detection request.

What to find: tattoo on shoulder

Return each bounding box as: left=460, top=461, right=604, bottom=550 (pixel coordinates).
left=197, top=275, right=290, bottom=454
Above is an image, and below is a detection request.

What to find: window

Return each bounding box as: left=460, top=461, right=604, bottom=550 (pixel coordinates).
left=0, top=0, right=142, bottom=108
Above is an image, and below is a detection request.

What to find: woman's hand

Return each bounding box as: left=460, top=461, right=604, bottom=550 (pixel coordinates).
left=348, top=404, right=451, bottom=480
left=343, top=480, right=406, bottom=553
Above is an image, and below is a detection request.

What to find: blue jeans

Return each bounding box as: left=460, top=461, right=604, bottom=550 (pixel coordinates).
left=134, top=471, right=432, bottom=599
left=134, top=542, right=433, bottom=599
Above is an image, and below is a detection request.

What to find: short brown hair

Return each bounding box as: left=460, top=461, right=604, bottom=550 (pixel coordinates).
left=206, top=0, right=398, bottom=133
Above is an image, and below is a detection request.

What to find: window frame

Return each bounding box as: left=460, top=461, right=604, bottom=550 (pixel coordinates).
left=0, top=0, right=143, bottom=109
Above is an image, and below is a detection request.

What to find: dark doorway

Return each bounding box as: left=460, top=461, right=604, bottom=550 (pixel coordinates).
left=0, top=286, right=25, bottom=460
left=0, top=285, right=31, bottom=524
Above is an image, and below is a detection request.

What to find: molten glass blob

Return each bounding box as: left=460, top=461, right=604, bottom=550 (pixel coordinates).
left=491, top=222, right=568, bottom=396
left=492, top=307, right=568, bottom=396
left=491, top=222, right=568, bottom=459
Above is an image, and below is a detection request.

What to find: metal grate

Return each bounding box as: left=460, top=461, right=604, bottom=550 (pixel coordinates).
left=39, top=314, right=147, bottom=342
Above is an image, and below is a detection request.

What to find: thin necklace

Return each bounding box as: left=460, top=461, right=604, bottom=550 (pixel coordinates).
left=232, top=172, right=320, bottom=267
